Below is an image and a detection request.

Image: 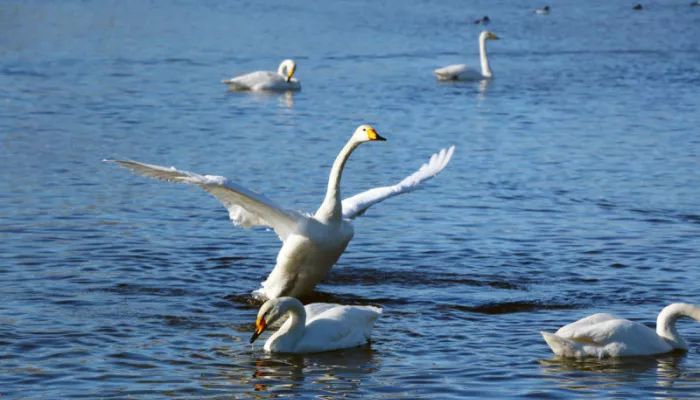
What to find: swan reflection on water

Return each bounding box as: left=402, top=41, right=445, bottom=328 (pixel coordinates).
left=247, top=347, right=380, bottom=395
left=539, top=352, right=689, bottom=391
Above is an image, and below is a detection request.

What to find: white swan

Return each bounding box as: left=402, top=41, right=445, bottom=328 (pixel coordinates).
left=541, top=303, right=700, bottom=358
left=106, top=125, right=455, bottom=300
left=222, top=59, right=300, bottom=92
left=434, top=31, right=500, bottom=81
left=535, top=6, right=550, bottom=14
left=250, top=297, right=381, bottom=353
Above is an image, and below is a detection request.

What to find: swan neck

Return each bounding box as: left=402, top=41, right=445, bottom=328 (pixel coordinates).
left=277, top=61, right=288, bottom=76
left=316, top=139, right=359, bottom=221
left=656, top=303, right=700, bottom=349
left=479, top=36, right=492, bottom=77
left=279, top=299, right=307, bottom=342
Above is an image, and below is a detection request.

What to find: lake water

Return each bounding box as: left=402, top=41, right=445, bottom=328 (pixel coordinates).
left=2, top=0, right=700, bottom=398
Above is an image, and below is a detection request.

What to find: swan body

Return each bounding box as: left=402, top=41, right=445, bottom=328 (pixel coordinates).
left=106, top=125, right=455, bottom=300
left=434, top=31, right=499, bottom=81
left=535, top=6, right=550, bottom=14
left=222, top=59, right=300, bottom=91
left=541, top=303, right=700, bottom=358
left=250, top=297, right=381, bottom=353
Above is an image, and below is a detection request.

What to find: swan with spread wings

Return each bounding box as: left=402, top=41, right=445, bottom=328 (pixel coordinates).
left=106, top=125, right=454, bottom=300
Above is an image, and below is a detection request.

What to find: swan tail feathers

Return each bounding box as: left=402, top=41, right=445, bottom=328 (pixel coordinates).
left=222, top=79, right=248, bottom=90
left=541, top=331, right=585, bottom=357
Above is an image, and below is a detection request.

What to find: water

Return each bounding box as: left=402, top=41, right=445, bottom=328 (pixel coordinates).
left=2, top=0, right=700, bottom=397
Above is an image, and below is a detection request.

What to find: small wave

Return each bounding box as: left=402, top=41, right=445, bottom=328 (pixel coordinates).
left=441, top=300, right=582, bottom=315
left=326, top=267, right=529, bottom=291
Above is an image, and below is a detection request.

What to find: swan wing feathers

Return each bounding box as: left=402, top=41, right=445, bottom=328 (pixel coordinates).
left=554, top=313, right=620, bottom=339
left=222, top=71, right=276, bottom=89
left=556, top=315, right=659, bottom=347
left=299, top=305, right=382, bottom=351
left=341, top=146, right=455, bottom=220
left=105, top=160, right=302, bottom=240
left=434, top=64, right=467, bottom=80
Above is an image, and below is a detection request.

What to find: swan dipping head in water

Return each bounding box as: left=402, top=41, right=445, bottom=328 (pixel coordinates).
left=222, top=59, right=300, bottom=91
left=541, top=303, right=700, bottom=358
left=250, top=297, right=382, bottom=353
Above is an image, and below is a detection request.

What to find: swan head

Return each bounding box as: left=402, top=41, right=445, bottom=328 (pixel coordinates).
left=250, top=297, right=295, bottom=343
left=277, top=59, right=297, bottom=82
left=480, top=31, right=500, bottom=41
left=352, top=124, right=386, bottom=144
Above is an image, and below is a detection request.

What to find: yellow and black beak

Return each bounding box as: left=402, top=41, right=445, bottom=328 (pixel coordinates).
left=367, top=128, right=387, bottom=142
left=286, top=65, right=296, bottom=82
left=488, top=33, right=500, bottom=40
left=250, top=317, right=267, bottom=343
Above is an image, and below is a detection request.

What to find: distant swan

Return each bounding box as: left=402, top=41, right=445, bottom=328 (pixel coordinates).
left=633, top=4, right=643, bottom=10
left=541, top=303, right=700, bottom=358
left=106, top=125, right=455, bottom=300
left=535, top=6, right=550, bottom=14
left=250, top=297, right=381, bottom=353
left=434, top=31, right=500, bottom=81
left=222, top=59, right=300, bottom=92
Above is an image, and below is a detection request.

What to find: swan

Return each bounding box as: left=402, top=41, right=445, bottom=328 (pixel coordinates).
left=535, top=6, right=550, bottom=14
left=105, top=125, right=455, bottom=300
left=541, top=303, right=700, bottom=358
left=250, top=297, right=381, bottom=353
left=434, top=31, right=500, bottom=81
left=221, top=59, right=300, bottom=92
left=474, top=16, right=490, bottom=25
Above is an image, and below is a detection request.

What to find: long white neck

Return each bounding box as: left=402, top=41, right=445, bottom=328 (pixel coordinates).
left=656, top=303, right=700, bottom=350
left=479, top=35, right=492, bottom=77
left=277, top=61, right=289, bottom=76
left=275, top=299, right=307, bottom=344
left=315, top=139, right=360, bottom=222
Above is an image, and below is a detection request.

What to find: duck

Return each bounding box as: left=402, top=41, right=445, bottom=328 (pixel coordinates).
left=535, top=6, right=550, bottom=14
left=250, top=297, right=381, bottom=353
left=541, top=303, right=700, bottom=358
left=474, top=15, right=490, bottom=25
left=691, top=1, right=700, bottom=6
left=633, top=4, right=643, bottom=10
left=434, top=30, right=500, bottom=81
left=106, top=125, right=455, bottom=300
left=222, top=59, right=300, bottom=92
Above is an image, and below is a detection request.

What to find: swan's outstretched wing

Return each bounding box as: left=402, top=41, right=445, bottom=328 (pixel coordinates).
left=105, top=160, right=302, bottom=241
left=341, top=146, right=455, bottom=220
left=434, top=64, right=467, bottom=80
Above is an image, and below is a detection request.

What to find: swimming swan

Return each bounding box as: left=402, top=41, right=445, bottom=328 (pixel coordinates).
left=222, top=59, right=300, bottom=91
left=434, top=31, right=500, bottom=81
left=250, top=297, right=381, bottom=353
left=106, top=125, right=455, bottom=300
left=541, top=303, right=700, bottom=358
left=535, top=6, right=550, bottom=14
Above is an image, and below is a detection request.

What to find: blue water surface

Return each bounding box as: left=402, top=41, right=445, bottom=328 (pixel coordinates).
left=1, top=0, right=700, bottom=398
